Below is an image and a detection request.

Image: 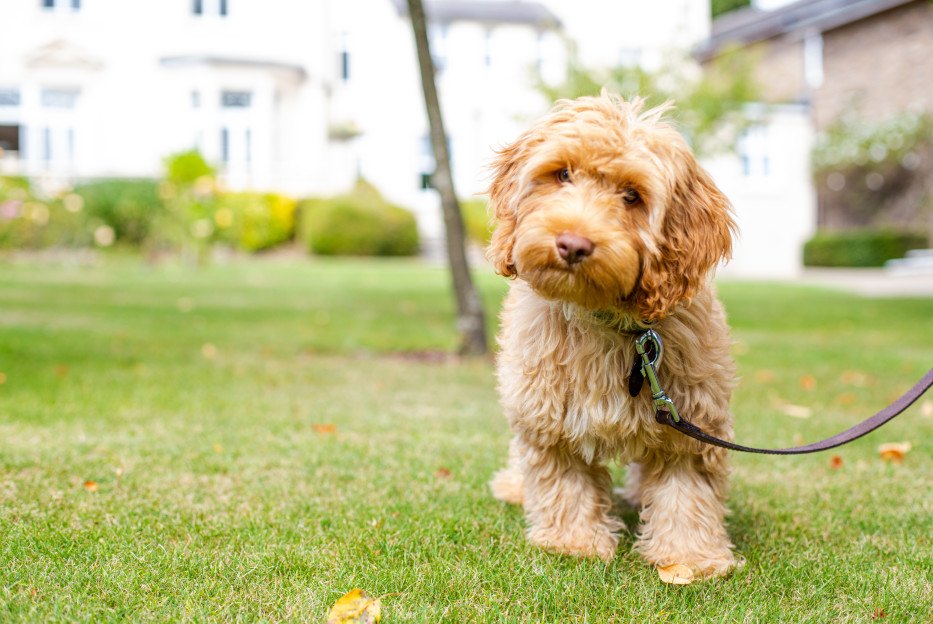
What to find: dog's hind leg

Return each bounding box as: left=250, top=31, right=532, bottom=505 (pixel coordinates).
left=490, top=436, right=524, bottom=505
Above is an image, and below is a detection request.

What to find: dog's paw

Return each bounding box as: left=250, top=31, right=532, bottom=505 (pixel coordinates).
left=528, top=523, right=622, bottom=561
left=490, top=466, right=524, bottom=505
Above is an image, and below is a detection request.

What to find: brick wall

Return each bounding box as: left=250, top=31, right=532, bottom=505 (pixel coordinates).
left=815, top=0, right=933, bottom=130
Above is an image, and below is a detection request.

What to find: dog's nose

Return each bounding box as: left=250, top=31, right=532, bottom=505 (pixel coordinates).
left=556, top=232, right=594, bottom=264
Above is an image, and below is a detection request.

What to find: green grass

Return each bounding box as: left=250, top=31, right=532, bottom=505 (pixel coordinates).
left=0, top=256, right=931, bottom=622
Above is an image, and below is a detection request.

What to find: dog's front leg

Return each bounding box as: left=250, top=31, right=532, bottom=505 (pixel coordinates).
left=517, top=437, right=623, bottom=561
left=634, top=449, right=736, bottom=578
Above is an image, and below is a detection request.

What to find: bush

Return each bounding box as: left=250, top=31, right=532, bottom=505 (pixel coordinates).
left=0, top=178, right=91, bottom=249
left=803, top=230, right=927, bottom=267
left=73, top=179, right=164, bottom=245
left=460, top=198, right=493, bottom=245
left=304, top=182, right=419, bottom=256
left=216, top=192, right=297, bottom=252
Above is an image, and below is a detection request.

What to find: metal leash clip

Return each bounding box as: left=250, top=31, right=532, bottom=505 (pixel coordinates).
left=634, top=329, right=681, bottom=424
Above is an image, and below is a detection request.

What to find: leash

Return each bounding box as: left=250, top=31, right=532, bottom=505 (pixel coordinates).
left=631, top=329, right=933, bottom=455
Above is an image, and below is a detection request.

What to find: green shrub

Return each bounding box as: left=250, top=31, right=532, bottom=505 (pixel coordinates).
left=215, top=192, right=297, bottom=252
left=0, top=179, right=91, bottom=249
left=803, top=230, right=927, bottom=267
left=73, top=179, right=164, bottom=245
left=305, top=182, right=419, bottom=256
left=460, top=198, right=493, bottom=246
left=164, top=150, right=216, bottom=186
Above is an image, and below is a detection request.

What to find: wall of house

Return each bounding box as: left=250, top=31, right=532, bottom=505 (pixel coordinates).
left=815, top=0, right=933, bottom=130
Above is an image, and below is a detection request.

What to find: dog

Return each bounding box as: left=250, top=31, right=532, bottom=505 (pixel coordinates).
left=486, top=91, right=739, bottom=579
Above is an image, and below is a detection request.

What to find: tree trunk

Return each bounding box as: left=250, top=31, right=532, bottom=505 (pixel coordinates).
left=406, top=0, right=488, bottom=356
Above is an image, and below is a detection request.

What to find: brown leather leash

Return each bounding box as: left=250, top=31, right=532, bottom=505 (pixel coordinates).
left=631, top=329, right=933, bottom=455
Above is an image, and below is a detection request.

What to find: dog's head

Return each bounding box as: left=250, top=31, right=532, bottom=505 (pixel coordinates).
left=486, top=92, right=735, bottom=321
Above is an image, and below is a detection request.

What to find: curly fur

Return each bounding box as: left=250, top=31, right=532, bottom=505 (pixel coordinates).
left=487, top=92, right=739, bottom=578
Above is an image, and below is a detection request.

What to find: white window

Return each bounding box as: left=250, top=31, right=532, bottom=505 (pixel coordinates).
left=484, top=29, right=493, bottom=68
left=338, top=33, right=351, bottom=83
left=737, top=125, right=771, bottom=179
left=0, top=89, right=20, bottom=107
left=221, top=91, right=251, bottom=108
left=804, top=31, right=824, bottom=89
left=430, top=25, right=448, bottom=72
left=41, top=88, right=80, bottom=109
left=193, top=0, right=228, bottom=17
left=42, top=0, right=80, bottom=11
left=191, top=90, right=201, bottom=108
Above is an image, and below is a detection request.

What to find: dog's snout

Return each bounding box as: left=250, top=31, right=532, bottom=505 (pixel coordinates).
left=555, top=232, right=595, bottom=265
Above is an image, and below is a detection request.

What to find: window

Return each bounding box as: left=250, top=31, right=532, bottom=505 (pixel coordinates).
left=483, top=29, right=493, bottom=68
left=0, top=89, right=20, bottom=107
left=42, top=127, right=52, bottom=161
left=191, top=90, right=201, bottom=108
left=430, top=25, right=448, bottom=72
left=221, top=91, right=251, bottom=108
left=193, top=0, right=228, bottom=17
left=220, top=127, right=229, bottom=163
left=41, top=88, right=80, bottom=109
left=804, top=31, right=824, bottom=89
left=737, top=125, right=770, bottom=179
left=41, top=0, right=80, bottom=10
left=0, top=125, right=21, bottom=154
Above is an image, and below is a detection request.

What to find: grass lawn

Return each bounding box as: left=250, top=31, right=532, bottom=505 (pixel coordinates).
left=0, top=256, right=931, bottom=622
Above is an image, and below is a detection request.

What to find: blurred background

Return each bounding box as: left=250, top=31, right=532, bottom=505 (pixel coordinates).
left=0, top=0, right=931, bottom=278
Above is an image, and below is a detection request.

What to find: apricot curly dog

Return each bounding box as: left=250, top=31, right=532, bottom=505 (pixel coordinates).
left=487, top=92, right=739, bottom=579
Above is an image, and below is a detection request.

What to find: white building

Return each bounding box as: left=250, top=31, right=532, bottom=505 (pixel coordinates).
left=3, top=0, right=819, bottom=276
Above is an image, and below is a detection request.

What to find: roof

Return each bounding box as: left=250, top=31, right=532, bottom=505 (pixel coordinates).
left=696, top=0, right=916, bottom=60
left=160, top=55, right=307, bottom=80
left=389, top=0, right=560, bottom=28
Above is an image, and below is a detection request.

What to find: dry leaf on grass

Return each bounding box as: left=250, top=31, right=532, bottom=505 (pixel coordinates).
left=327, top=588, right=381, bottom=624
left=781, top=403, right=812, bottom=419
left=201, top=343, right=218, bottom=359
left=657, top=563, right=694, bottom=585
left=877, top=442, right=911, bottom=463
left=0, top=372, right=6, bottom=384
left=829, top=455, right=843, bottom=469
left=434, top=467, right=452, bottom=479
left=83, top=480, right=99, bottom=492
left=799, top=375, right=816, bottom=391
left=313, top=423, right=337, bottom=434
left=921, top=400, right=932, bottom=418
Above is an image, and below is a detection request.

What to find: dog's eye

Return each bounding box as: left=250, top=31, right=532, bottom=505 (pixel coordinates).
left=622, top=188, right=641, bottom=205
left=556, top=168, right=571, bottom=184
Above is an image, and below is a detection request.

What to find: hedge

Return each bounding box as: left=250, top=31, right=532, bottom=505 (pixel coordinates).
left=302, top=182, right=419, bottom=256
left=73, top=179, right=164, bottom=245
left=802, top=230, right=927, bottom=267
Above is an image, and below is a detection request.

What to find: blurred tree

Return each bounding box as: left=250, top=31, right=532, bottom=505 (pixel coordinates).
left=407, top=0, right=488, bottom=356
left=538, top=46, right=760, bottom=157
left=712, top=0, right=751, bottom=17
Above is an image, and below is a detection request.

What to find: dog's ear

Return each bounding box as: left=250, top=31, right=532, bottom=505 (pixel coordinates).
left=485, top=141, right=523, bottom=277
left=635, top=141, right=735, bottom=321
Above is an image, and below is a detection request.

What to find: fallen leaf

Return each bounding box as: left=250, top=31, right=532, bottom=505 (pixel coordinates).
left=754, top=369, right=775, bottom=383
left=840, top=370, right=870, bottom=387
left=313, top=423, right=337, bottom=434
left=921, top=400, right=932, bottom=418
left=829, top=455, right=843, bottom=469
left=878, top=442, right=911, bottom=463
left=799, top=375, right=816, bottom=391
left=201, top=343, right=217, bottom=359
left=872, top=607, right=886, bottom=620
left=834, top=393, right=857, bottom=406
left=327, top=588, right=381, bottom=624
left=657, top=563, right=694, bottom=585
left=83, top=480, right=99, bottom=492
left=0, top=372, right=6, bottom=384
left=435, top=467, right=452, bottom=479
left=54, top=364, right=70, bottom=378
left=781, top=403, right=812, bottom=419
left=212, top=443, right=224, bottom=453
